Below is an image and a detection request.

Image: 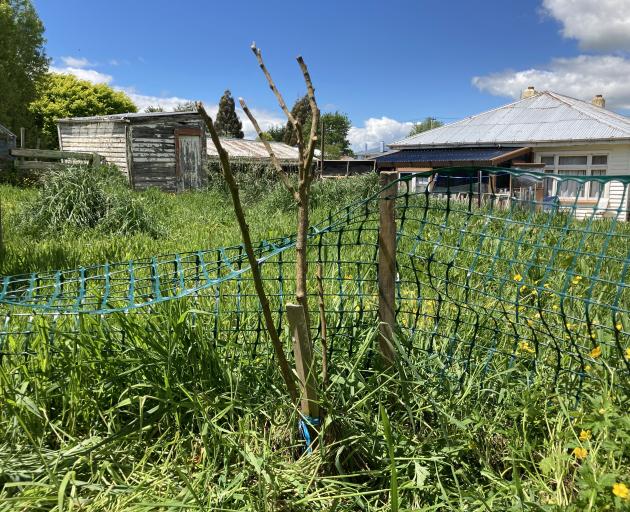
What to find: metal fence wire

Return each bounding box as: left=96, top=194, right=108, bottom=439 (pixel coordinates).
left=0, top=167, right=628, bottom=395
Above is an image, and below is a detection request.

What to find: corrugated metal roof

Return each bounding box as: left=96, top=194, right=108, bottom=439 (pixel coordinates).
left=57, top=111, right=198, bottom=123
left=207, top=138, right=301, bottom=161
left=375, top=146, right=525, bottom=164
left=391, top=91, right=630, bottom=148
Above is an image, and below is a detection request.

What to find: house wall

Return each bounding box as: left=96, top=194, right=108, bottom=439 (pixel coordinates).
left=533, top=143, right=630, bottom=220
left=129, top=114, right=207, bottom=192
left=58, top=121, right=129, bottom=176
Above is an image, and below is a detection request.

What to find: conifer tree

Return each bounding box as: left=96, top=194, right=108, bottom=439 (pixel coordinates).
left=282, top=95, right=311, bottom=146
left=214, top=90, right=244, bottom=138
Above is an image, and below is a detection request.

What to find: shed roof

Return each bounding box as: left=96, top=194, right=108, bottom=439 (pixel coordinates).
left=57, top=111, right=199, bottom=123
left=391, top=91, right=630, bottom=148
left=207, top=138, right=302, bottom=161
left=0, top=123, right=16, bottom=139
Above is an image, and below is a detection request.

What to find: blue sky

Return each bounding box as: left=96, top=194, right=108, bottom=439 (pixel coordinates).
left=34, top=0, right=630, bottom=149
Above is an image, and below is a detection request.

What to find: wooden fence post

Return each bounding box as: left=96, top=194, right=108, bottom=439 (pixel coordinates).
left=378, top=170, right=398, bottom=366
left=287, top=303, right=320, bottom=419
left=19, top=128, right=25, bottom=148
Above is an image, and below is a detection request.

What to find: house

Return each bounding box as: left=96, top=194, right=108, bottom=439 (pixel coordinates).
left=58, top=111, right=207, bottom=192
left=377, top=88, right=630, bottom=218
left=0, top=123, right=16, bottom=170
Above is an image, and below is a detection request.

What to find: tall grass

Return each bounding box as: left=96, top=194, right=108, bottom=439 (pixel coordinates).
left=0, top=171, right=628, bottom=510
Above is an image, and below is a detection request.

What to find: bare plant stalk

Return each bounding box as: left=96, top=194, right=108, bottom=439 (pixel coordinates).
left=196, top=101, right=298, bottom=403
left=316, top=261, right=328, bottom=386
left=248, top=43, right=320, bottom=339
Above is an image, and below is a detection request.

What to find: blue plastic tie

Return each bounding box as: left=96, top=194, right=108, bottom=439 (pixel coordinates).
left=298, top=415, right=321, bottom=454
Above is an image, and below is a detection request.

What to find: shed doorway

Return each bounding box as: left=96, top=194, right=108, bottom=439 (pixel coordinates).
left=175, top=128, right=203, bottom=191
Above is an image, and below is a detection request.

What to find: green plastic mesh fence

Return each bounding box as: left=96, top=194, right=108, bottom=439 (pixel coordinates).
left=0, top=167, right=628, bottom=394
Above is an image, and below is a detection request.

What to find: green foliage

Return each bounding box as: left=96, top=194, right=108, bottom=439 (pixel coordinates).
left=144, top=105, right=164, bottom=113
left=283, top=95, right=310, bottom=145
left=262, top=124, right=286, bottom=142
left=409, top=116, right=443, bottom=136
left=214, top=90, right=244, bottom=138
left=0, top=0, right=48, bottom=136
left=17, top=164, right=164, bottom=238
left=320, top=111, right=353, bottom=158
left=29, top=73, right=137, bottom=148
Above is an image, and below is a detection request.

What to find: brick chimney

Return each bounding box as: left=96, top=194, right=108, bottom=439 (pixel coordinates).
left=591, top=94, right=605, bottom=108
left=521, top=86, right=536, bottom=99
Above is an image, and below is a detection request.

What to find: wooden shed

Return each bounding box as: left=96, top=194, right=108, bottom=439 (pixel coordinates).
left=0, top=123, right=17, bottom=170
left=57, top=111, right=207, bottom=192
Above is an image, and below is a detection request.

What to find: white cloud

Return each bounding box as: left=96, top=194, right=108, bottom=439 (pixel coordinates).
left=50, top=65, right=113, bottom=84
left=542, top=0, right=630, bottom=51
left=472, top=54, right=630, bottom=110
left=238, top=107, right=285, bottom=139
left=60, top=56, right=93, bottom=68
left=348, top=117, right=414, bottom=151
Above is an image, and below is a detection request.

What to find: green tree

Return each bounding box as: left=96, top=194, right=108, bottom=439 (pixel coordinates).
left=214, top=90, right=243, bottom=138
left=262, top=125, right=286, bottom=142
left=320, top=112, right=353, bottom=158
left=0, top=0, right=48, bottom=137
left=283, top=95, right=311, bottom=146
left=409, top=117, right=443, bottom=136
left=30, top=73, right=137, bottom=148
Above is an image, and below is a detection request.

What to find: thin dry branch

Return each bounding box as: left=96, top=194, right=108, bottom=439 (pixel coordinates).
left=250, top=43, right=305, bottom=155
left=238, top=97, right=298, bottom=200
left=196, top=101, right=299, bottom=403
left=297, top=55, right=320, bottom=183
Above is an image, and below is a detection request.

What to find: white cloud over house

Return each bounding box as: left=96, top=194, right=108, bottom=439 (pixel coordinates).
left=472, top=54, right=630, bottom=110
left=542, top=0, right=630, bottom=51
left=348, top=117, right=414, bottom=151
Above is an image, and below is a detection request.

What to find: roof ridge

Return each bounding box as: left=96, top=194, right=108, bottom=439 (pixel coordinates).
left=545, top=91, right=630, bottom=136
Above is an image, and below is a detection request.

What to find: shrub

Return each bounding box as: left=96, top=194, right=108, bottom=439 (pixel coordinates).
left=18, top=164, right=165, bottom=238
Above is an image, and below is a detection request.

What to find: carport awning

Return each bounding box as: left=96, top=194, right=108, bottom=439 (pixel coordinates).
left=375, top=146, right=530, bottom=167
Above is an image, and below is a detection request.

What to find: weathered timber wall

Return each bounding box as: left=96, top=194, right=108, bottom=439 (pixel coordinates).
left=58, top=121, right=129, bottom=176
left=130, top=114, right=207, bottom=192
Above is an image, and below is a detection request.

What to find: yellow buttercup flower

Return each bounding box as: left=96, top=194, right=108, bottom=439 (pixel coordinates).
left=613, top=482, right=629, bottom=500
left=572, top=447, right=588, bottom=459
left=513, top=273, right=523, bottom=282
left=590, top=346, right=602, bottom=359
left=616, top=322, right=623, bottom=331
left=579, top=430, right=591, bottom=441
left=625, top=348, right=630, bottom=361
left=518, top=341, right=535, bottom=354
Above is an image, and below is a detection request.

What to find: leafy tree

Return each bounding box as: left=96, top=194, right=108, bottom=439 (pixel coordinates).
left=0, top=0, right=48, bottom=137
left=283, top=95, right=310, bottom=146
left=263, top=125, right=286, bottom=142
left=214, top=90, right=243, bottom=138
left=145, top=105, right=164, bottom=113
left=409, top=117, right=443, bottom=136
left=30, top=73, right=137, bottom=148
left=320, top=112, right=353, bottom=158
left=173, top=101, right=195, bottom=112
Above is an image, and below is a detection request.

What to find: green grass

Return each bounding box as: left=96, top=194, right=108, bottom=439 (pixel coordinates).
left=0, top=171, right=628, bottom=510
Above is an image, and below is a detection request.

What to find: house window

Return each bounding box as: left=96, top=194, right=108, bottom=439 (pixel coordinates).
left=537, top=153, right=608, bottom=200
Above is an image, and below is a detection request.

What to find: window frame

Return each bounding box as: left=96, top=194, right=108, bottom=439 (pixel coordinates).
left=535, top=152, right=608, bottom=202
